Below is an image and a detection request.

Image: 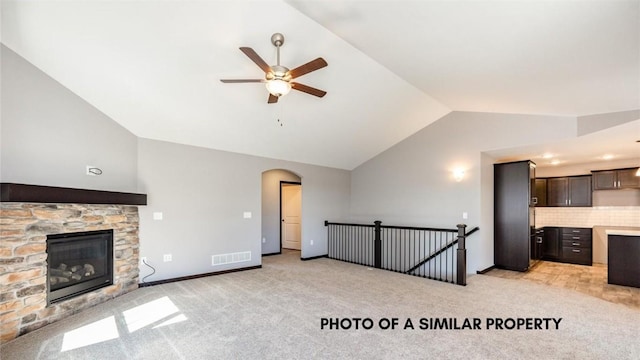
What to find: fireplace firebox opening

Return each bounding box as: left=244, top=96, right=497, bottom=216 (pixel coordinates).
left=46, top=229, right=114, bottom=305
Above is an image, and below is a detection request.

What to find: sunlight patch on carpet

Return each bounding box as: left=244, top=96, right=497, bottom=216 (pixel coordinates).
left=123, top=296, right=180, bottom=332
left=153, top=314, right=188, bottom=329
left=61, top=316, right=119, bottom=352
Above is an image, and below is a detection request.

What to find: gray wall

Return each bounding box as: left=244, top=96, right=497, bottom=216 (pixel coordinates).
left=577, top=109, right=640, bottom=136
left=0, top=45, right=138, bottom=192
left=137, top=139, right=350, bottom=281
left=261, top=169, right=301, bottom=255
left=350, top=111, right=577, bottom=273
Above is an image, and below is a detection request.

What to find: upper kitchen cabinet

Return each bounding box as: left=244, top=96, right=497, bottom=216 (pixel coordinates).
left=534, top=178, right=547, bottom=206
left=546, top=175, right=592, bottom=207
left=592, top=168, right=640, bottom=190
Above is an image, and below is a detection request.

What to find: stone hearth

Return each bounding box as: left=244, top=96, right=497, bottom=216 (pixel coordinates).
left=0, top=203, right=140, bottom=344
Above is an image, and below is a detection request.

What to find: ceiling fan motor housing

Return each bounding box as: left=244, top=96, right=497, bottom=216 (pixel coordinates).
left=271, top=33, right=285, bottom=47
left=267, top=65, right=291, bottom=81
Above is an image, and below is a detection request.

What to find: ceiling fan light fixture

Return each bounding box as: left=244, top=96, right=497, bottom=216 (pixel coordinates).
left=266, top=79, right=291, bottom=97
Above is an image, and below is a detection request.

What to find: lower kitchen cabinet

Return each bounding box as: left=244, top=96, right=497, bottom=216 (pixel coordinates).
left=542, top=227, right=560, bottom=261
left=541, top=227, right=592, bottom=266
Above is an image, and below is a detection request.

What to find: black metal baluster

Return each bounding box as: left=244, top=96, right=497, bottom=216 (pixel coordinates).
left=445, top=232, right=448, bottom=282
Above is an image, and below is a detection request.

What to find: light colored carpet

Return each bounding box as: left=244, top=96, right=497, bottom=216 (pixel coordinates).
left=2, top=250, right=639, bottom=359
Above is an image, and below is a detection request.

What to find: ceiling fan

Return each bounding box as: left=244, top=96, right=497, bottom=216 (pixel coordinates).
left=220, top=33, right=327, bottom=104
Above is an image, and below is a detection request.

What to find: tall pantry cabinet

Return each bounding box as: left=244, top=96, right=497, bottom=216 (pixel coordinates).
left=494, top=160, right=536, bottom=271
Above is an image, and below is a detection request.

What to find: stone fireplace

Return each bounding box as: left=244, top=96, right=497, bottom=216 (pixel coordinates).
left=0, top=183, right=146, bottom=344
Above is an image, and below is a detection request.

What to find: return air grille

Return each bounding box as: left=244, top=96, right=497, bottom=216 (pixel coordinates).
left=212, top=251, right=251, bottom=266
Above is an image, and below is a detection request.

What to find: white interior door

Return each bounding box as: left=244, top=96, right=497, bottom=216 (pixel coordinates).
left=281, top=184, right=301, bottom=250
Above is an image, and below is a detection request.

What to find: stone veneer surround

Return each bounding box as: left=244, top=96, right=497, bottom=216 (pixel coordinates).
left=0, top=203, right=140, bottom=344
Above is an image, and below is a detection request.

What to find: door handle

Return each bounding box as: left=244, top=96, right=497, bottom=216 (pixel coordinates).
left=282, top=219, right=285, bottom=222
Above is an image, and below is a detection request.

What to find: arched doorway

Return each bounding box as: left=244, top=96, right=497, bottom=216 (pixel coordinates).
left=261, top=169, right=302, bottom=256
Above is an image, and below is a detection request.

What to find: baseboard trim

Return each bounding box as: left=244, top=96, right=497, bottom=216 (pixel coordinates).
left=476, top=265, right=496, bottom=274
left=301, top=254, right=328, bottom=261
left=261, top=251, right=281, bottom=257
left=139, top=265, right=262, bottom=287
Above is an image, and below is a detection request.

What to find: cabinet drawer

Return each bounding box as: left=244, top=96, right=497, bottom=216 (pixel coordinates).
left=562, top=234, right=592, bottom=242
left=562, top=247, right=592, bottom=265
left=562, top=239, right=590, bottom=248
left=562, top=228, right=591, bottom=236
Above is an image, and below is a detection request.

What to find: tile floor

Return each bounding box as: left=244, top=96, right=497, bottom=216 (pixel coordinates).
left=484, top=261, right=640, bottom=310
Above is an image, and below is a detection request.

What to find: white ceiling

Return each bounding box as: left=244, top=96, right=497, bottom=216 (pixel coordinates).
left=2, top=1, right=639, bottom=170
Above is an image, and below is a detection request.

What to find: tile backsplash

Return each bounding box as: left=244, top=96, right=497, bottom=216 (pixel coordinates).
left=535, top=206, right=640, bottom=228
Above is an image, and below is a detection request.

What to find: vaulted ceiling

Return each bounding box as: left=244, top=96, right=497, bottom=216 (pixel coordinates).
left=2, top=1, right=639, bottom=170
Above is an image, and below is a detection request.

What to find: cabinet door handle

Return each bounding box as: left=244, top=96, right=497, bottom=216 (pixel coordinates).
left=572, top=249, right=581, bottom=253
left=572, top=230, right=580, bottom=233
left=572, top=236, right=580, bottom=239
left=572, top=242, right=580, bottom=246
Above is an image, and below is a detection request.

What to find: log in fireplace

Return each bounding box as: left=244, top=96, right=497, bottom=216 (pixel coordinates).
left=46, top=229, right=114, bottom=305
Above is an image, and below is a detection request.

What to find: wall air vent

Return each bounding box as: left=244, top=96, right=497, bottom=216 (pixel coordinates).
left=212, top=251, right=251, bottom=266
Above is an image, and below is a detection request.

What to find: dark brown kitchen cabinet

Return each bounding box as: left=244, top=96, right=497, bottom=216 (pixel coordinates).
left=561, top=228, right=592, bottom=265
left=608, top=234, right=640, bottom=288
left=542, top=227, right=560, bottom=261
left=547, top=178, right=567, bottom=207
left=545, top=175, right=592, bottom=207
left=534, top=178, right=547, bottom=206
left=494, top=160, right=536, bottom=272
left=592, top=168, right=640, bottom=190
left=540, top=227, right=592, bottom=266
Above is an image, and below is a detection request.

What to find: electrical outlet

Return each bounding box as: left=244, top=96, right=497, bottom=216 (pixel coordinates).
left=140, top=257, right=147, bottom=264
left=462, top=212, right=468, bottom=220
left=310, top=239, right=314, bottom=245
left=262, top=237, right=266, bottom=243
left=163, top=254, right=172, bottom=262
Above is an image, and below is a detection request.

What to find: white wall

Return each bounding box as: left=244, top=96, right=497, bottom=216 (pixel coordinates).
left=137, top=139, right=350, bottom=281
left=350, top=111, right=577, bottom=273
left=0, top=45, right=138, bottom=192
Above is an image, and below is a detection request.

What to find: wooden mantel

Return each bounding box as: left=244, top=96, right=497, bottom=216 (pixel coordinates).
left=0, top=183, right=147, bottom=205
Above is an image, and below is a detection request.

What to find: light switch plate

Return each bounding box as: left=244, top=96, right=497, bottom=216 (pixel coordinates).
left=153, top=212, right=163, bottom=220
left=243, top=212, right=252, bottom=219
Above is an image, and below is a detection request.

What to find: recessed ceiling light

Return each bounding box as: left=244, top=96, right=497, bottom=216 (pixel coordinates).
left=602, top=154, right=614, bottom=160
left=542, top=153, right=553, bottom=159
left=550, top=159, right=560, bottom=165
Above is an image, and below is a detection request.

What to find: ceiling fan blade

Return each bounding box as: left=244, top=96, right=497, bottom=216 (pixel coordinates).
left=288, top=58, right=328, bottom=79
left=291, top=82, right=327, bottom=98
left=239, top=47, right=272, bottom=74
left=220, top=79, right=264, bottom=83
left=268, top=94, right=279, bottom=104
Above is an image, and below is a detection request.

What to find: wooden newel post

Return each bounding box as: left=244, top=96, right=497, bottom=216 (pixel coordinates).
left=374, top=220, right=382, bottom=269
left=456, top=224, right=467, bottom=286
